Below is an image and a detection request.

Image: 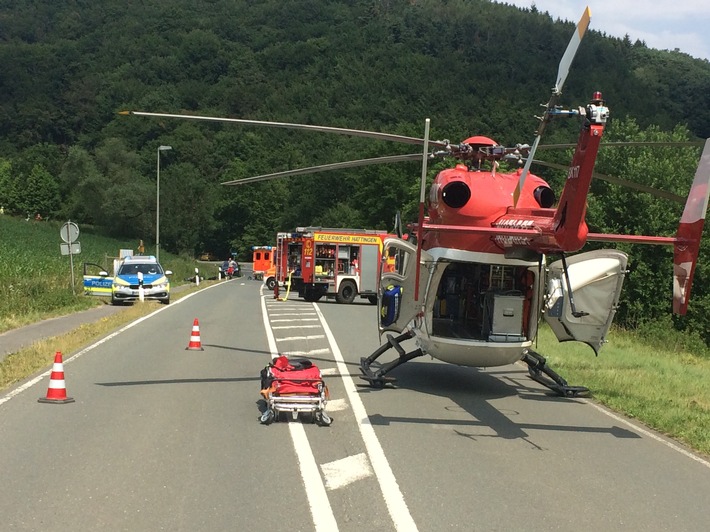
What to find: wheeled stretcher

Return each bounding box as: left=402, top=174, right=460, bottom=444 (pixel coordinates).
left=259, top=355, right=332, bottom=426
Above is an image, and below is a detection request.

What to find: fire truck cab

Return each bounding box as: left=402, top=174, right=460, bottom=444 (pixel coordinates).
left=275, top=227, right=392, bottom=304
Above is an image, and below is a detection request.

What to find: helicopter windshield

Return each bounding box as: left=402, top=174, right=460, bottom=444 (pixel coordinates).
left=118, top=263, right=163, bottom=276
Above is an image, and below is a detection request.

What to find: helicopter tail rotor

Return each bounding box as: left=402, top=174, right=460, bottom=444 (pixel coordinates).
left=513, top=6, right=591, bottom=207
left=673, top=138, right=710, bottom=314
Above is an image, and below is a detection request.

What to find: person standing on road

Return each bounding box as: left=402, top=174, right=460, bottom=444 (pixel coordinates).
left=221, top=257, right=231, bottom=279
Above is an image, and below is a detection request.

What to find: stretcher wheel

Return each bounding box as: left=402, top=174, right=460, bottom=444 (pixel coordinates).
left=260, top=409, right=275, bottom=425
left=315, top=412, right=332, bottom=427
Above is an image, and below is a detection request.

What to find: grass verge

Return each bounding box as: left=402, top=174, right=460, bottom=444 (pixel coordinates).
left=536, top=326, right=710, bottom=457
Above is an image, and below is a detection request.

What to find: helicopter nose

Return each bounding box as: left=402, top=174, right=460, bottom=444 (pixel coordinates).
left=533, top=186, right=556, bottom=208
left=442, top=181, right=471, bottom=209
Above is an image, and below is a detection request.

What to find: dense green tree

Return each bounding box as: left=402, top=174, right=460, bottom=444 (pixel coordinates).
left=0, top=159, right=18, bottom=213
left=58, top=146, right=106, bottom=224
left=159, top=161, right=217, bottom=254
left=92, top=138, right=153, bottom=237
left=19, top=164, right=60, bottom=218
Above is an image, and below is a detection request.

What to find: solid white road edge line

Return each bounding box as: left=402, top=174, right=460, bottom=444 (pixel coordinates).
left=510, top=361, right=710, bottom=470
left=583, top=399, right=710, bottom=469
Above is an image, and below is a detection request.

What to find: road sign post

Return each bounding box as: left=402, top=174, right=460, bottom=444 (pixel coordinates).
left=60, top=221, right=80, bottom=294
left=60, top=242, right=81, bottom=255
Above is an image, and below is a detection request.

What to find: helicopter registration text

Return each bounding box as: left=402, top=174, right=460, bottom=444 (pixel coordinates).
left=493, top=235, right=533, bottom=247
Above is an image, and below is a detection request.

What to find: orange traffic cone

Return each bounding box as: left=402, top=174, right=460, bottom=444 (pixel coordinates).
left=186, top=318, right=204, bottom=351
left=38, top=351, right=75, bottom=404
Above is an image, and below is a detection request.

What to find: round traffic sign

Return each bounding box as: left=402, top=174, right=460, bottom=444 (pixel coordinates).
left=60, top=221, right=79, bottom=243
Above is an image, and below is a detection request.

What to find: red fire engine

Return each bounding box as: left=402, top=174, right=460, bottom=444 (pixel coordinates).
left=272, top=227, right=393, bottom=304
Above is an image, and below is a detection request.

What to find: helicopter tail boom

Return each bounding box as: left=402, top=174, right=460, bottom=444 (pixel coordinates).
left=549, top=120, right=605, bottom=251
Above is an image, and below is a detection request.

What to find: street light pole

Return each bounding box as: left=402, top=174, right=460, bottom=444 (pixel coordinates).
left=156, top=145, right=172, bottom=262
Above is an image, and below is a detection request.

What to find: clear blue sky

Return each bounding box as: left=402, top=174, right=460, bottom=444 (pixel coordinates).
left=499, top=1, right=710, bottom=61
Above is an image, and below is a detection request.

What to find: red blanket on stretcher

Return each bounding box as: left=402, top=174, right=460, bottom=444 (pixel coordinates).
left=268, top=356, right=323, bottom=395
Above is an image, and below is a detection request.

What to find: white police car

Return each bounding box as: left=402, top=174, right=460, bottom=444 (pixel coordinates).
left=109, top=256, right=172, bottom=305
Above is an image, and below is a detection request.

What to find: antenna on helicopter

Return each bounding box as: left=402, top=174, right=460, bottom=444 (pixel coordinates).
left=413, top=118, right=431, bottom=301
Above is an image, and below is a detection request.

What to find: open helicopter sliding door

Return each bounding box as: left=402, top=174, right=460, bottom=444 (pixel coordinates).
left=378, top=237, right=433, bottom=334
left=544, top=249, right=628, bottom=354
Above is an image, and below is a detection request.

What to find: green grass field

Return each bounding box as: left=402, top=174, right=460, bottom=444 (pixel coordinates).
left=1, top=214, right=709, bottom=457
left=0, top=215, right=213, bottom=332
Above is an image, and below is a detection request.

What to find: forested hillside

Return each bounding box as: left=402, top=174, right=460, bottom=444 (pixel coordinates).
left=1, top=0, right=709, bottom=342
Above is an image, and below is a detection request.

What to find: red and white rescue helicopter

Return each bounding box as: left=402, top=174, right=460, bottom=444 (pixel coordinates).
left=121, top=7, right=710, bottom=396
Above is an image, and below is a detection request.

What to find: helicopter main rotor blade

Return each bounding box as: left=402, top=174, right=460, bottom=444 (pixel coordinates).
left=513, top=6, right=591, bottom=207
left=221, top=153, right=423, bottom=185
left=538, top=141, right=705, bottom=150
left=532, top=159, right=685, bottom=203
left=120, top=110, right=449, bottom=148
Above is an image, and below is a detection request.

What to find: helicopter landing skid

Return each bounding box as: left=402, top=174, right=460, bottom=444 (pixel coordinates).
left=522, top=349, right=590, bottom=398
left=359, top=331, right=424, bottom=388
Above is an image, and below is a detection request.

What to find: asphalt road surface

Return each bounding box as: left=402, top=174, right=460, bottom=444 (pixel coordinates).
left=1, top=279, right=709, bottom=531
